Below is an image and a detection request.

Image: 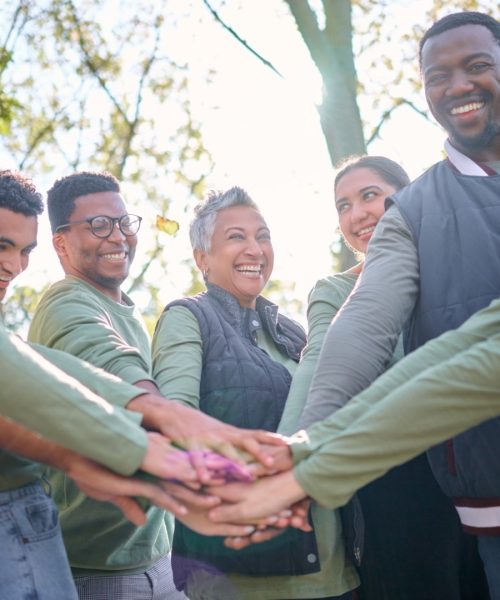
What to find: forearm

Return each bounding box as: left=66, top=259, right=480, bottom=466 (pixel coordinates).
left=295, top=299, right=500, bottom=461
left=299, top=209, right=419, bottom=428
left=293, top=334, right=500, bottom=508
left=1, top=332, right=147, bottom=474
left=32, top=342, right=146, bottom=414
left=0, top=415, right=89, bottom=473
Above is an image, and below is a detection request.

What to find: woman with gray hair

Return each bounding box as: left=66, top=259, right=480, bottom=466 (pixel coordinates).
left=152, top=187, right=358, bottom=599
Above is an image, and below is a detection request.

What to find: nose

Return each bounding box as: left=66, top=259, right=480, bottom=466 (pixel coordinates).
left=350, top=201, right=369, bottom=224
left=445, top=69, right=474, bottom=97
left=244, top=237, right=264, bottom=256
left=107, top=221, right=127, bottom=242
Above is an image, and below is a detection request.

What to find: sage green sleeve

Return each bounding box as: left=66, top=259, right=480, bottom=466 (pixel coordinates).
left=279, top=277, right=353, bottom=434
left=31, top=342, right=144, bottom=416
left=151, top=305, right=203, bottom=408
left=291, top=298, right=500, bottom=508
left=0, top=327, right=147, bottom=475
left=29, top=283, right=152, bottom=385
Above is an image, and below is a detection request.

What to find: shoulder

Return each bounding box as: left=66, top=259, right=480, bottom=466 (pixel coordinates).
left=154, top=303, right=201, bottom=342
left=308, top=273, right=357, bottom=307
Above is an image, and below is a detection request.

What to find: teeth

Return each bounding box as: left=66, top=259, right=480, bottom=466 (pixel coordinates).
left=0, top=277, right=11, bottom=282
left=102, top=252, right=126, bottom=260
left=236, top=265, right=261, bottom=273
left=357, top=226, right=375, bottom=236
left=451, top=102, right=484, bottom=115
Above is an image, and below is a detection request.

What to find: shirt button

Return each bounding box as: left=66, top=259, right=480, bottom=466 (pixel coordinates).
left=307, top=553, right=317, bottom=563
left=252, top=320, right=259, bottom=327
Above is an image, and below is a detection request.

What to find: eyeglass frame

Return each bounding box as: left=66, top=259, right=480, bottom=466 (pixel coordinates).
left=55, top=214, right=143, bottom=238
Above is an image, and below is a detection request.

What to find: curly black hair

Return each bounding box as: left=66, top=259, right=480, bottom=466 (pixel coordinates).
left=419, top=12, right=500, bottom=68
left=0, top=170, right=43, bottom=216
left=47, top=171, right=120, bottom=233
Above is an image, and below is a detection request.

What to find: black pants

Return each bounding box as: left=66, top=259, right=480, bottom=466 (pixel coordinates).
left=356, top=453, right=489, bottom=600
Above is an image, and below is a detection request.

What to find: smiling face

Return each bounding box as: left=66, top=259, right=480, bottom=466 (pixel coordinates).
left=421, top=24, right=500, bottom=161
left=53, top=191, right=137, bottom=301
left=335, top=167, right=397, bottom=255
left=195, top=205, right=274, bottom=308
left=0, top=207, right=37, bottom=302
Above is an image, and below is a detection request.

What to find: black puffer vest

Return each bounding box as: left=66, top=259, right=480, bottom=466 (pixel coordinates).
left=391, top=161, right=500, bottom=505
left=161, top=285, right=320, bottom=588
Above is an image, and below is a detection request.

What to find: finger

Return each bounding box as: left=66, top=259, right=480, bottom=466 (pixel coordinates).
left=205, top=523, right=257, bottom=537
left=289, top=515, right=313, bottom=531
left=161, top=482, right=221, bottom=508
left=187, top=449, right=212, bottom=484
left=111, top=497, right=147, bottom=526
left=209, top=504, right=258, bottom=525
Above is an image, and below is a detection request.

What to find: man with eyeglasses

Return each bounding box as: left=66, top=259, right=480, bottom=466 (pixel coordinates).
left=28, top=171, right=279, bottom=599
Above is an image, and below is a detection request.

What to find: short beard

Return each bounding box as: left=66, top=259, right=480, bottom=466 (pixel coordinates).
left=451, top=121, right=500, bottom=152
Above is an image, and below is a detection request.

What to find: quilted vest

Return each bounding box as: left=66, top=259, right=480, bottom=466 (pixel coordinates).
left=161, top=285, right=321, bottom=587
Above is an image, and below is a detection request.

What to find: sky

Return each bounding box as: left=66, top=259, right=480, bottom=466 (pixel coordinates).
left=8, top=0, right=456, bottom=322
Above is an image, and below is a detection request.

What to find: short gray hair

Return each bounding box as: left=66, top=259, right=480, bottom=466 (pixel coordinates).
left=189, top=186, right=259, bottom=252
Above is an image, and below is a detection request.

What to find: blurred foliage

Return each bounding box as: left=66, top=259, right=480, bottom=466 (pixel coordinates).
left=1, top=0, right=213, bottom=331
left=1, top=0, right=497, bottom=331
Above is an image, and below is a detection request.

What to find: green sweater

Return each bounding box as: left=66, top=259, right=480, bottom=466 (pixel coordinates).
left=292, top=296, right=500, bottom=509
left=0, top=324, right=146, bottom=491
left=152, top=303, right=359, bottom=600
left=29, top=276, right=173, bottom=575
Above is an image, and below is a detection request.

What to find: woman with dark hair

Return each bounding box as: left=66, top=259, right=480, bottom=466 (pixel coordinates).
left=279, top=156, right=474, bottom=600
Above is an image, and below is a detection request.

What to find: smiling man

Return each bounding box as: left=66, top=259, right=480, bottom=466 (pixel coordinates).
left=27, top=171, right=186, bottom=599
left=293, top=10, right=500, bottom=599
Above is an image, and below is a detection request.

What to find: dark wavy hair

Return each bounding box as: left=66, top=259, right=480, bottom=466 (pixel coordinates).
left=334, top=156, right=410, bottom=193
left=47, top=171, right=120, bottom=233
left=419, top=12, right=500, bottom=68
left=0, top=170, right=43, bottom=216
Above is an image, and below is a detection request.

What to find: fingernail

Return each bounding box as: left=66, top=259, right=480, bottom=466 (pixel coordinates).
left=244, top=526, right=255, bottom=534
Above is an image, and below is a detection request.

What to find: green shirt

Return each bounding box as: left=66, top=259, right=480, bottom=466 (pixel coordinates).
left=0, top=324, right=146, bottom=491
left=292, top=297, right=500, bottom=509
left=29, top=275, right=172, bottom=575
left=152, top=303, right=359, bottom=600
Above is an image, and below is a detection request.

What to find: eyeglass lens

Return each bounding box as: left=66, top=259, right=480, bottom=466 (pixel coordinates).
left=91, top=215, right=141, bottom=237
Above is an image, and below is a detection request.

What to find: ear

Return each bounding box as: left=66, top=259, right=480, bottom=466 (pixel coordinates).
left=52, top=232, right=68, bottom=258
left=193, top=249, right=208, bottom=271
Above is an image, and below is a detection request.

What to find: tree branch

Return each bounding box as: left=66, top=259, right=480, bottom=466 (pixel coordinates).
left=283, top=0, right=330, bottom=71
left=202, top=0, right=283, bottom=78
left=366, top=98, right=432, bottom=146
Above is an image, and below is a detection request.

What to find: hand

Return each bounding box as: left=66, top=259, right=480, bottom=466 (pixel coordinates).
left=141, top=432, right=198, bottom=482
left=66, top=455, right=191, bottom=525
left=224, top=526, right=286, bottom=550
left=246, top=443, right=294, bottom=477
left=208, top=471, right=307, bottom=525
left=128, top=394, right=286, bottom=475
left=177, top=504, right=257, bottom=537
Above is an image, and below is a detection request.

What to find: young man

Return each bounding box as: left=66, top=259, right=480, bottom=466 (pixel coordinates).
left=28, top=171, right=278, bottom=599
left=289, top=11, right=500, bottom=598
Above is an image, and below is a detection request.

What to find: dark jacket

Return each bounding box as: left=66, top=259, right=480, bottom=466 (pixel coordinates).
left=391, top=161, right=500, bottom=532
left=160, top=285, right=321, bottom=587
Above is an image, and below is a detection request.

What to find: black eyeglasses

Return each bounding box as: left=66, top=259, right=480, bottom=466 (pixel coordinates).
left=55, top=214, right=142, bottom=238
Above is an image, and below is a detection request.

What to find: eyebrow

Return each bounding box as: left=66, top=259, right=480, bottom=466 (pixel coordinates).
left=0, top=236, right=37, bottom=251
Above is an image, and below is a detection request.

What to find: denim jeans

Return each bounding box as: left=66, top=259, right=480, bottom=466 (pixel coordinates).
left=478, top=535, right=500, bottom=600
left=0, top=480, right=77, bottom=600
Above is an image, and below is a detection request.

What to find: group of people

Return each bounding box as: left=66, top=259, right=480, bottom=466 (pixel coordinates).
left=1, top=9, right=500, bottom=600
